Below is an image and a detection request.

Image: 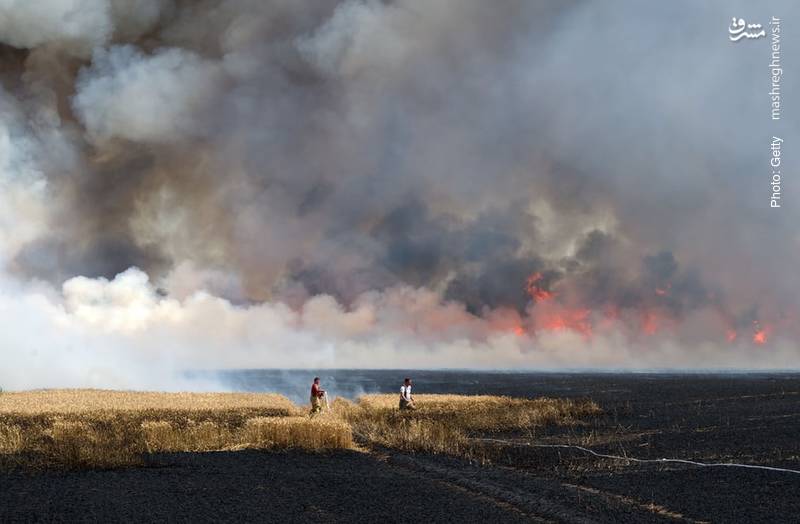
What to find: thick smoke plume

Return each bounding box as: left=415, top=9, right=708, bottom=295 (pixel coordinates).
left=0, top=0, right=797, bottom=389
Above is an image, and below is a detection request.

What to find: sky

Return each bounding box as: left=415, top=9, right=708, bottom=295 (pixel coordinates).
left=0, top=0, right=798, bottom=389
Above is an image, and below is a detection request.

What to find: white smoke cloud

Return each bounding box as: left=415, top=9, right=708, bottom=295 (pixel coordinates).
left=108, top=0, right=171, bottom=41
left=0, top=0, right=111, bottom=54
left=161, top=260, right=246, bottom=302
left=296, top=0, right=413, bottom=78
left=2, top=266, right=798, bottom=391
left=0, top=89, right=50, bottom=264
left=73, top=46, right=224, bottom=143
left=0, top=0, right=170, bottom=56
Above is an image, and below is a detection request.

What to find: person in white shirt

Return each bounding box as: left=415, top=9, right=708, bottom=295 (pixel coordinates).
left=399, top=377, right=416, bottom=410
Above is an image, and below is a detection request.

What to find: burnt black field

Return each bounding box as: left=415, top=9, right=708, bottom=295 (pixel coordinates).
left=3, top=372, right=800, bottom=523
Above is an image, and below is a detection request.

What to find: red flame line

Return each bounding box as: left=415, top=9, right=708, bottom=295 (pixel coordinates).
left=526, top=272, right=554, bottom=302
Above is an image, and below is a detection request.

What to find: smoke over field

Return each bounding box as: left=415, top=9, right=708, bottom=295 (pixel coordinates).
left=0, top=0, right=798, bottom=389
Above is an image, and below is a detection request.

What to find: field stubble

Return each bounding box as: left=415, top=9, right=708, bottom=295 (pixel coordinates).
left=337, top=394, right=600, bottom=458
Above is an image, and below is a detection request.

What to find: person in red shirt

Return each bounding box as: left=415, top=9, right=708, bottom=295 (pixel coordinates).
left=310, top=377, right=326, bottom=415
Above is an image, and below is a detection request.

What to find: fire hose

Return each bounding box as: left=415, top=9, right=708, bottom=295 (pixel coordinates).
left=475, top=438, right=800, bottom=475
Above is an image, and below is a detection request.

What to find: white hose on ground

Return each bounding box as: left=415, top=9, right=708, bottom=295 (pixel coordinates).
left=475, top=438, right=800, bottom=475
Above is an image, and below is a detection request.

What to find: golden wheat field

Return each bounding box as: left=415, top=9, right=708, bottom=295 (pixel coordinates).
left=0, top=390, right=299, bottom=415
left=0, top=390, right=348, bottom=468
left=0, top=390, right=600, bottom=468
left=339, top=394, right=601, bottom=456
left=356, top=394, right=601, bottom=430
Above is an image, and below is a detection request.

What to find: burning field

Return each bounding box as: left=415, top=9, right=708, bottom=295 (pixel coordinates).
left=1, top=0, right=797, bottom=521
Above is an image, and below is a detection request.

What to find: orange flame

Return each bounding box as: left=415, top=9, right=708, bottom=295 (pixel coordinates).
left=641, top=311, right=659, bottom=335
left=752, top=321, right=770, bottom=345
left=536, top=308, right=592, bottom=337
left=525, top=272, right=554, bottom=302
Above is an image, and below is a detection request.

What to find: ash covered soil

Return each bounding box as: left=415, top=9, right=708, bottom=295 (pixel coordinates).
left=3, top=373, right=800, bottom=523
